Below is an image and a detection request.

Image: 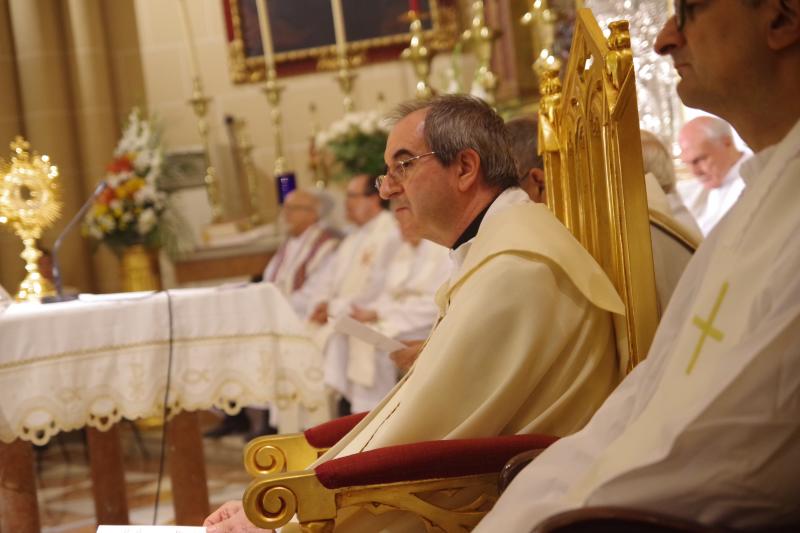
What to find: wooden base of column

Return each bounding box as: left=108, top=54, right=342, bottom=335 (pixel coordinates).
left=166, top=411, right=209, bottom=525
left=87, top=425, right=129, bottom=525
left=0, top=439, right=41, bottom=533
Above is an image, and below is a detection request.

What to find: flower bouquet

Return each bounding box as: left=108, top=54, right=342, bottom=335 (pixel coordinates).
left=315, top=110, right=390, bottom=182
left=83, top=108, right=166, bottom=255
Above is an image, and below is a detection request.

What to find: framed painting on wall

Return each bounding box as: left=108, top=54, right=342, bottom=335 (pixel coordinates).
left=222, top=0, right=460, bottom=83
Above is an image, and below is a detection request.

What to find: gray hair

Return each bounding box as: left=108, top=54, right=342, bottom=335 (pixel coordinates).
left=505, top=116, right=543, bottom=181
left=640, top=131, right=677, bottom=194
left=693, top=116, right=734, bottom=143
left=385, top=95, right=518, bottom=190
left=309, top=188, right=334, bottom=220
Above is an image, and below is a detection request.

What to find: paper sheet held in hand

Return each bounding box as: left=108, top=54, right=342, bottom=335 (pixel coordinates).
left=333, top=315, right=406, bottom=352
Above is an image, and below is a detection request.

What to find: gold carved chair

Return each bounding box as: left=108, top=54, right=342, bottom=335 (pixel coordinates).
left=240, top=9, right=659, bottom=532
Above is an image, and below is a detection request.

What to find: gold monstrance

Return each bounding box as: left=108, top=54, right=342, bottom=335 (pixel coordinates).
left=0, top=137, right=61, bottom=302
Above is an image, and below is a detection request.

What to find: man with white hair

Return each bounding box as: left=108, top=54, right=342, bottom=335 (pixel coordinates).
left=640, top=130, right=703, bottom=239
left=263, top=188, right=340, bottom=317
left=477, top=0, right=800, bottom=529
left=677, top=115, right=747, bottom=235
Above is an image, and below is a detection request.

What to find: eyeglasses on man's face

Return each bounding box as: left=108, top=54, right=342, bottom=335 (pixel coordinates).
left=674, top=0, right=695, bottom=31
left=375, top=151, right=437, bottom=189
left=674, top=0, right=684, bottom=30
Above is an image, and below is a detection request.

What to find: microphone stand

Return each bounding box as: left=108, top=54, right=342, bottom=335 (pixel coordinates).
left=43, top=182, right=108, bottom=303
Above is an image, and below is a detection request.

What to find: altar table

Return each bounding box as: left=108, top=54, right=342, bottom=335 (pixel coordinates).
left=0, top=283, right=327, bottom=532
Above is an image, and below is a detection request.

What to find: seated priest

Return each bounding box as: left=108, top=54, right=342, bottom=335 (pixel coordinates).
left=640, top=130, right=703, bottom=239
left=303, top=174, right=402, bottom=414
left=476, top=1, right=800, bottom=530
left=263, top=188, right=341, bottom=318
left=330, top=202, right=450, bottom=412
left=676, top=116, right=748, bottom=236
left=506, top=115, right=693, bottom=310
left=205, top=94, right=627, bottom=532
left=206, top=188, right=341, bottom=440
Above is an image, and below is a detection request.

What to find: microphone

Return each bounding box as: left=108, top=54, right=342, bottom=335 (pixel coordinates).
left=43, top=181, right=108, bottom=303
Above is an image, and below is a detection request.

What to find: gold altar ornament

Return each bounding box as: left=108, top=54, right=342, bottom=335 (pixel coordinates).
left=0, top=137, right=61, bottom=302
left=462, top=0, right=499, bottom=104
left=402, top=11, right=434, bottom=99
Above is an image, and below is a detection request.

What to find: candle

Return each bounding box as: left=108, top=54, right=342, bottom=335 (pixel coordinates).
left=255, top=0, right=276, bottom=72
left=331, top=0, right=347, bottom=58
left=177, top=0, right=201, bottom=80
left=409, top=0, right=420, bottom=13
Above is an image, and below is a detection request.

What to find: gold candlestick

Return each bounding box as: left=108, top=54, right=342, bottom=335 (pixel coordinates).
left=522, top=0, right=558, bottom=73
left=262, top=68, right=287, bottom=177
left=308, top=102, right=327, bottom=188
left=230, top=117, right=263, bottom=226
left=336, top=64, right=357, bottom=113
left=188, top=77, right=224, bottom=222
left=462, top=0, right=499, bottom=104
left=401, top=11, right=434, bottom=99
left=0, top=137, right=61, bottom=302
left=331, top=0, right=357, bottom=112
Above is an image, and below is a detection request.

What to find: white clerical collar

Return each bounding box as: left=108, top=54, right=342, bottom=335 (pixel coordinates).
left=449, top=187, right=532, bottom=270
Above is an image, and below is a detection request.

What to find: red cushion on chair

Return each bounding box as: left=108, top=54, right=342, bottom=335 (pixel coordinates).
left=304, top=412, right=370, bottom=448
left=314, top=433, right=558, bottom=489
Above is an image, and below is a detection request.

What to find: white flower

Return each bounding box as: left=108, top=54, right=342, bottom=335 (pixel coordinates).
left=87, top=223, right=104, bottom=240
left=362, top=116, right=377, bottom=135
left=133, top=150, right=153, bottom=173
left=98, top=214, right=116, bottom=232
left=107, top=170, right=132, bottom=188
left=137, top=208, right=157, bottom=235
left=109, top=199, right=122, bottom=212
left=133, top=183, right=161, bottom=207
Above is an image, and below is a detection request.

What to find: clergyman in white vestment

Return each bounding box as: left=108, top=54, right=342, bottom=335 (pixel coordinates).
left=476, top=3, right=800, bottom=530
left=203, top=94, right=627, bottom=533
left=308, top=97, right=625, bottom=532
left=262, top=189, right=340, bottom=317
left=507, top=116, right=694, bottom=311
left=303, top=175, right=402, bottom=405
left=640, top=130, right=703, bottom=240
left=342, top=206, right=450, bottom=413
left=677, top=116, right=748, bottom=236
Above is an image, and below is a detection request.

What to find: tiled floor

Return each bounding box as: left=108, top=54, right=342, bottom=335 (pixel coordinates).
left=36, top=413, right=252, bottom=533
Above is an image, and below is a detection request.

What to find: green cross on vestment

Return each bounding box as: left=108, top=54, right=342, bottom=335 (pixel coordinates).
left=685, top=281, right=729, bottom=375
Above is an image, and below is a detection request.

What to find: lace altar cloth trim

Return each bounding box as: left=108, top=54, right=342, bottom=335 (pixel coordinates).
left=0, top=284, right=325, bottom=445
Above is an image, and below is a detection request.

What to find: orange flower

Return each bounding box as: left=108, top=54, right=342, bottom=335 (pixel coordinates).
left=107, top=155, right=134, bottom=174
left=98, top=186, right=116, bottom=205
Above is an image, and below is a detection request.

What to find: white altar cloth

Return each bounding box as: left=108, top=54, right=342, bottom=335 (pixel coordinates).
left=0, top=283, right=326, bottom=445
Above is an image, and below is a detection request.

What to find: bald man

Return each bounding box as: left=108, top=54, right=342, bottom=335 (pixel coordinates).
left=677, top=116, right=747, bottom=235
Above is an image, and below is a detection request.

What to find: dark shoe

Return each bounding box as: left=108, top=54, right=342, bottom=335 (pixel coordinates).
left=204, top=412, right=250, bottom=438
left=337, top=397, right=352, bottom=418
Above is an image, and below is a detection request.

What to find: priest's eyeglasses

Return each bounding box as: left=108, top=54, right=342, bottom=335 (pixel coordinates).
left=674, top=0, right=687, bottom=31
left=375, top=151, right=437, bottom=189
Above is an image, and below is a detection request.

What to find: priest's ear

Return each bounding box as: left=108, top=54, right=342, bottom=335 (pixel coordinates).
left=521, top=168, right=547, bottom=204
left=765, top=0, right=800, bottom=50
left=454, top=148, right=482, bottom=192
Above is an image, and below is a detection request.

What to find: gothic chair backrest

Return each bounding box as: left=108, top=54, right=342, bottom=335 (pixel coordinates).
left=538, top=8, right=659, bottom=372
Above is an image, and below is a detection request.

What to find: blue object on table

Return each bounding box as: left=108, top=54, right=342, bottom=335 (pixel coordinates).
left=276, top=172, right=297, bottom=204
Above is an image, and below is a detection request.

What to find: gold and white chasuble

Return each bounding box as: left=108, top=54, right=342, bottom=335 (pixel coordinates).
left=477, top=119, right=800, bottom=532
left=286, top=189, right=626, bottom=532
